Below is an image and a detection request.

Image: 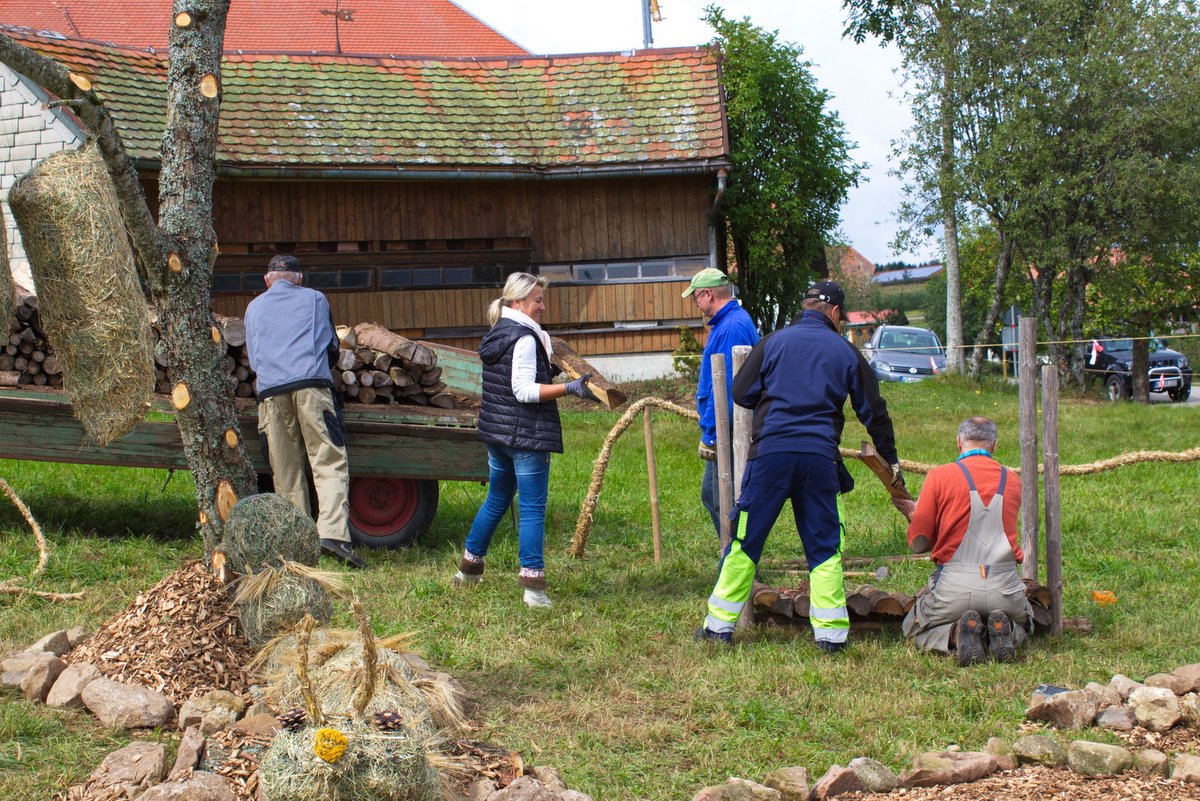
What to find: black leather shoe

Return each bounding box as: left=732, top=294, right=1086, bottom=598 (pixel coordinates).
left=320, top=538, right=366, bottom=569
left=956, top=610, right=986, bottom=667
left=693, top=626, right=734, bottom=646
left=987, top=610, right=1017, bottom=663
left=815, top=640, right=847, bottom=654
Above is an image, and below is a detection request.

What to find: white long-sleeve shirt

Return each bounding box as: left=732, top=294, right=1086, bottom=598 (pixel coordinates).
left=501, top=306, right=553, bottom=403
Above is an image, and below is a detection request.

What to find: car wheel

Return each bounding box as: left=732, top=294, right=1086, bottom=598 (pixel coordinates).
left=1104, top=374, right=1128, bottom=401
left=1169, top=386, right=1191, bottom=403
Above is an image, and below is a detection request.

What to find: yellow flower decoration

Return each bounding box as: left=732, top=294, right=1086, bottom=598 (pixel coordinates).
left=313, top=727, right=349, bottom=763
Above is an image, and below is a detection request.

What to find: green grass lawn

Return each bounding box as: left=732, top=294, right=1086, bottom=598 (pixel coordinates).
left=2, top=376, right=1198, bottom=799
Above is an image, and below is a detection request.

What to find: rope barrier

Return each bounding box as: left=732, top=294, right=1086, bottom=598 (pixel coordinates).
left=0, top=475, right=83, bottom=601
left=569, top=398, right=1200, bottom=558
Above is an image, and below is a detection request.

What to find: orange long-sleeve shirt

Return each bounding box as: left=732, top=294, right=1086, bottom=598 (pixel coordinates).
left=906, top=454, right=1024, bottom=565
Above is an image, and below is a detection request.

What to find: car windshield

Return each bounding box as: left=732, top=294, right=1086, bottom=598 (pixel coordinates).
left=879, top=330, right=943, bottom=354
left=1102, top=338, right=1133, bottom=352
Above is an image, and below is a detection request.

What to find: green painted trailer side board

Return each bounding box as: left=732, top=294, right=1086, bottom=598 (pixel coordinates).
left=0, top=388, right=487, bottom=482
left=419, top=341, right=483, bottom=399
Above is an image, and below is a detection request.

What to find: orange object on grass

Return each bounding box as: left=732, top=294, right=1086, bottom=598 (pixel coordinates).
left=1091, top=590, right=1117, bottom=606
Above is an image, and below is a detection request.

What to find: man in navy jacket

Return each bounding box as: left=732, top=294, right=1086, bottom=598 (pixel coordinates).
left=696, top=281, right=911, bottom=650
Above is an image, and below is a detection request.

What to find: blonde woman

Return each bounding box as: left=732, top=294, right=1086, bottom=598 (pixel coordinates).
left=453, top=273, right=598, bottom=607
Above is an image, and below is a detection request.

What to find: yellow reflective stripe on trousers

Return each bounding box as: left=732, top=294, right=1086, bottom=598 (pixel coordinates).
left=705, top=515, right=756, bottom=628
left=809, top=494, right=849, bottom=640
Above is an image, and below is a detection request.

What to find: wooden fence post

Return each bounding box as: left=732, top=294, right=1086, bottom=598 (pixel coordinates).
left=1041, top=364, right=1063, bottom=635
left=731, top=345, right=754, bottom=630
left=643, top=409, right=662, bottom=564
left=711, top=353, right=734, bottom=556
left=1018, top=316, right=1040, bottom=581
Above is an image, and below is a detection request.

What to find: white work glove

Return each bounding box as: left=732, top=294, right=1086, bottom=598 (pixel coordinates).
left=698, top=441, right=717, bottom=462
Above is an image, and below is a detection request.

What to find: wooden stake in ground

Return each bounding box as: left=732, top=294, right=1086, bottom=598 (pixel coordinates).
left=1042, top=364, right=1063, bottom=635
left=1019, top=316, right=1039, bottom=581
left=549, top=337, right=627, bottom=409
left=643, top=409, right=663, bottom=564
left=710, top=353, right=734, bottom=555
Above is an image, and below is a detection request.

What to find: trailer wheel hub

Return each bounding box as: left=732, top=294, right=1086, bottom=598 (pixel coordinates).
left=348, top=477, right=418, bottom=536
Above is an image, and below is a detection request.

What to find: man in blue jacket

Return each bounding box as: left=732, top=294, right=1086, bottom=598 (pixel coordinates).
left=244, top=255, right=364, bottom=569
left=696, top=281, right=911, bottom=650
left=683, top=268, right=760, bottom=541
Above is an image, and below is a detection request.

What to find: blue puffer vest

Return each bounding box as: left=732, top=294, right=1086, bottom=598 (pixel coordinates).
left=476, top=319, right=563, bottom=453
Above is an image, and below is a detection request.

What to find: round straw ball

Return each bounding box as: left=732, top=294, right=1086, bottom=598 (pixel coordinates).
left=224, top=493, right=320, bottom=574
left=237, top=572, right=332, bottom=648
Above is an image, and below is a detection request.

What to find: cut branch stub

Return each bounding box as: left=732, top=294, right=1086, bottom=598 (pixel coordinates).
left=68, top=72, right=92, bottom=92
left=168, top=252, right=183, bottom=272
left=223, top=428, right=238, bottom=449
left=171, top=381, right=191, bottom=410
left=215, top=479, right=237, bottom=521
left=211, top=326, right=221, bottom=344
left=199, top=509, right=208, bottom=525
left=199, top=74, right=219, bottom=99
left=174, top=11, right=193, bottom=27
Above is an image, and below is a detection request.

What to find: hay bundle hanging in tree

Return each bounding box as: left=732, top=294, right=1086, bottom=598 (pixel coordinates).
left=7, top=143, right=153, bottom=444
left=0, top=211, right=12, bottom=328
left=224, top=492, right=321, bottom=574
left=234, top=562, right=342, bottom=648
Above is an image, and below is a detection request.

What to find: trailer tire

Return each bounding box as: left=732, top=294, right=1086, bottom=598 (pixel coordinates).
left=348, top=477, right=438, bottom=549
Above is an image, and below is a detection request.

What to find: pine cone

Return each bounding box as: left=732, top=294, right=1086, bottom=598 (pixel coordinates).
left=277, top=708, right=308, bottom=732
left=373, top=709, right=404, bottom=731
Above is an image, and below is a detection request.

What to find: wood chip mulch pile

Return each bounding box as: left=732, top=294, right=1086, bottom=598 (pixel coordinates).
left=445, top=739, right=524, bottom=793
left=69, top=560, right=256, bottom=702
left=1122, top=725, right=1200, bottom=758
left=201, top=728, right=274, bottom=801
left=838, top=765, right=1200, bottom=801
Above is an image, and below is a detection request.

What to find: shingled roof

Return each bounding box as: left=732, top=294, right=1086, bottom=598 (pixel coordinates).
left=2, top=0, right=528, bottom=57
left=3, top=28, right=728, bottom=175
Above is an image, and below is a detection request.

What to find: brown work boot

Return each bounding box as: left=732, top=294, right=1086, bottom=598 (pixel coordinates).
left=452, top=553, right=484, bottom=586
left=987, top=611, right=1017, bottom=663
left=955, top=610, right=986, bottom=667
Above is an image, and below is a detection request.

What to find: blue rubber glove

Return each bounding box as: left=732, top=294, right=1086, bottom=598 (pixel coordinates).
left=565, top=373, right=599, bottom=402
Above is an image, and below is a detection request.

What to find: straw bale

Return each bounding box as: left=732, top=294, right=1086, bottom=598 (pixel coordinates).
left=224, top=493, right=320, bottom=574
left=259, top=719, right=447, bottom=801
left=0, top=211, right=11, bottom=328
left=7, top=143, right=153, bottom=444
left=237, top=570, right=333, bottom=649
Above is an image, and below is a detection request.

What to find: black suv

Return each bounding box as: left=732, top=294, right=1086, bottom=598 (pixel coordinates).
left=1085, top=337, right=1192, bottom=402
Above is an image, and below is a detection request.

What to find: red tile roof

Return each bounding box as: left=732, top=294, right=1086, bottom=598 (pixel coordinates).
left=4, top=29, right=728, bottom=173
left=2, top=0, right=528, bottom=56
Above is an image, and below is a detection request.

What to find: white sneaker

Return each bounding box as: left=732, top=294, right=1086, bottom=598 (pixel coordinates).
left=523, top=588, right=553, bottom=608
left=452, top=570, right=482, bottom=586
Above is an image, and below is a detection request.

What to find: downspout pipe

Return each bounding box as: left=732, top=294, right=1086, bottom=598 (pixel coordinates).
left=708, top=168, right=728, bottom=269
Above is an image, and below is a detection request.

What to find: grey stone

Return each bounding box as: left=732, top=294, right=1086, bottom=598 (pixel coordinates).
left=810, top=766, right=864, bottom=800
left=1, top=651, right=57, bottom=687
left=1134, top=749, right=1169, bottom=777
left=1145, top=672, right=1187, bottom=695
left=1109, top=674, right=1143, bottom=701
left=1066, top=740, right=1134, bottom=775
left=1083, top=681, right=1121, bottom=710
left=137, top=771, right=237, bottom=801
left=28, top=630, right=71, bottom=657
left=65, top=625, right=93, bottom=649
left=82, top=677, right=175, bottom=729
left=467, top=777, right=496, bottom=801
left=1094, top=706, right=1137, bottom=731
left=490, top=776, right=564, bottom=801
left=243, top=700, right=273, bottom=719
left=45, top=662, right=101, bottom=709
left=1028, top=684, right=1071, bottom=706
left=848, top=757, right=899, bottom=793
left=1180, top=693, right=1200, bottom=727
left=1172, top=664, right=1200, bottom=694
left=763, top=766, right=809, bottom=801
left=560, top=792, right=593, bottom=801
left=692, top=778, right=782, bottom=801
left=179, top=690, right=245, bottom=733
left=985, top=737, right=1016, bottom=771
left=19, top=655, right=65, bottom=702
left=1128, top=685, right=1182, bottom=731
left=229, top=713, right=278, bottom=737
left=168, top=726, right=206, bottom=780
left=73, top=742, right=169, bottom=799
left=902, top=751, right=999, bottom=787
left=529, top=765, right=567, bottom=792
left=1012, top=735, right=1068, bottom=767
left=1025, top=689, right=1099, bottom=730
left=1174, top=754, right=1200, bottom=784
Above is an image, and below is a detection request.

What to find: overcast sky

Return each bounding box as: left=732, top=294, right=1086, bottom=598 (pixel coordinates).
left=457, top=0, right=940, bottom=267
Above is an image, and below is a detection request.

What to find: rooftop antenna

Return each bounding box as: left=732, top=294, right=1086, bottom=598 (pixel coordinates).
left=318, top=0, right=355, bottom=54
left=642, top=0, right=663, bottom=49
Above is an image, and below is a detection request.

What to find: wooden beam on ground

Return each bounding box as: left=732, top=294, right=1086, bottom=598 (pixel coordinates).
left=548, top=337, right=627, bottom=409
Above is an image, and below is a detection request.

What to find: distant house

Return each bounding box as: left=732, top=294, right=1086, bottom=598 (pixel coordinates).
left=871, top=262, right=944, bottom=286
left=827, top=245, right=876, bottom=288
left=843, top=310, right=896, bottom=348
left=0, top=25, right=729, bottom=379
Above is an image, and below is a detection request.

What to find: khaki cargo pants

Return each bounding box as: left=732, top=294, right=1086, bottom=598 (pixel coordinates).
left=257, top=386, right=351, bottom=543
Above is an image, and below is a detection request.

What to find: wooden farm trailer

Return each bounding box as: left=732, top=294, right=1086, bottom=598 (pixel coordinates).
left=0, top=384, right=487, bottom=548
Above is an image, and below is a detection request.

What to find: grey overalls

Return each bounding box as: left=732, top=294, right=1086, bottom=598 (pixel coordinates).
left=902, top=461, right=1033, bottom=653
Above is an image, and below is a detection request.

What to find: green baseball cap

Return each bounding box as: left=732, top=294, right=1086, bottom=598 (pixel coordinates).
left=681, top=267, right=732, bottom=298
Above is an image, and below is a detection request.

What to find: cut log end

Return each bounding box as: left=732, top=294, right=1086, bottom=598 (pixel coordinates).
left=211, top=326, right=222, bottom=344
left=168, top=252, right=183, bottom=272
left=171, top=382, right=191, bottom=410
left=223, top=428, right=238, bottom=449
left=68, top=72, right=92, bottom=92
left=215, top=480, right=237, bottom=522
left=174, top=11, right=193, bottom=27
left=199, top=74, right=219, bottom=99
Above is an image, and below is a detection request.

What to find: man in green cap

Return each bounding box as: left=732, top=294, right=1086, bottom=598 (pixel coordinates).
left=681, top=268, right=759, bottom=541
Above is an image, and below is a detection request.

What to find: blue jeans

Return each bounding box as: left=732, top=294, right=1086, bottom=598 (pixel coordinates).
left=465, top=444, right=551, bottom=570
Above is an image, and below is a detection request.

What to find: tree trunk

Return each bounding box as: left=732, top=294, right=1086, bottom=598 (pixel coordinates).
left=939, top=63, right=965, bottom=374
left=0, top=2, right=257, bottom=558
left=1132, top=338, right=1150, bottom=403
left=969, top=229, right=1015, bottom=377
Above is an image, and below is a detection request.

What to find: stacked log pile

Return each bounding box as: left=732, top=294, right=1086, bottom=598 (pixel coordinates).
left=332, top=322, right=458, bottom=409
left=1, top=288, right=63, bottom=388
